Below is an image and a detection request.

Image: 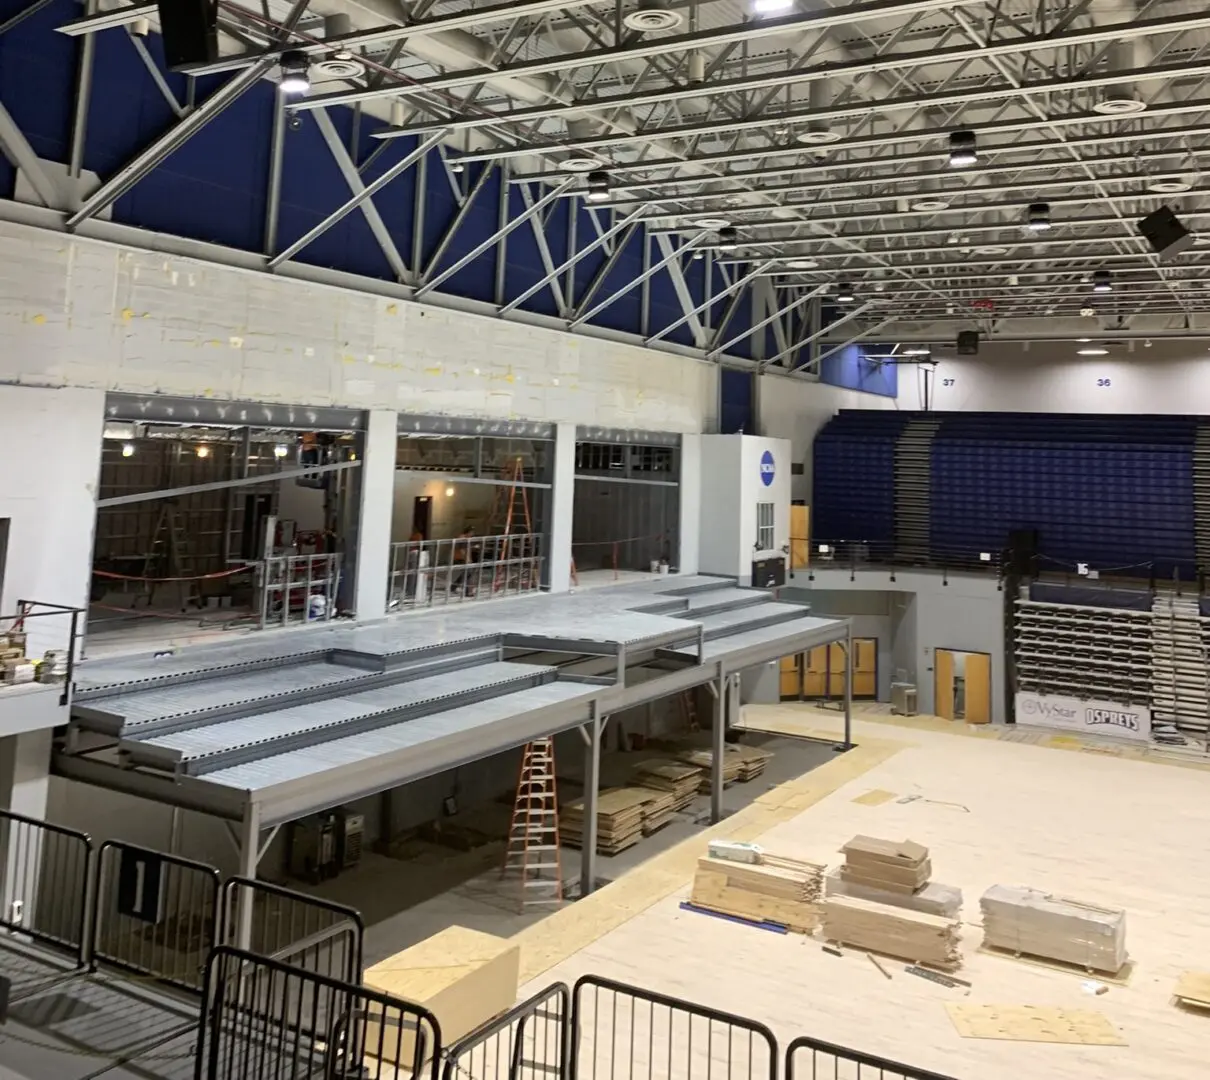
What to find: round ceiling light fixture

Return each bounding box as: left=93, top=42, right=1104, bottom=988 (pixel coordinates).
left=557, top=154, right=605, bottom=173
left=622, top=3, right=685, bottom=31
left=279, top=50, right=311, bottom=96
left=1148, top=177, right=1193, bottom=193
left=1026, top=202, right=1052, bottom=231
left=585, top=170, right=611, bottom=202
left=785, top=258, right=820, bottom=269
left=1093, top=96, right=1147, bottom=116
left=716, top=226, right=738, bottom=252
left=797, top=128, right=843, bottom=145
left=911, top=198, right=949, bottom=212
left=948, top=129, right=978, bottom=167
left=973, top=245, right=1009, bottom=256
left=314, top=57, right=365, bottom=80
left=1092, top=268, right=1112, bottom=293
left=690, top=216, right=731, bottom=229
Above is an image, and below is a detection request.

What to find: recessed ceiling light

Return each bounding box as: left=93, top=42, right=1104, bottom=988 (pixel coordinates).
left=911, top=199, right=949, bottom=212
left=691, top=216, right=731, bottom=229
left=1093, top=97, right=1147, bottom=116
left=557, top=155, right=605, bottom=172
left=796, top=129, right=842, bottom=145
left=1148, top=178, right=1193, bottom=193
left=622, top=4, right=685, bottom=31
left=785, top=258, right=819, bottom=269
left=1077, top=347, right=1109, bottom=356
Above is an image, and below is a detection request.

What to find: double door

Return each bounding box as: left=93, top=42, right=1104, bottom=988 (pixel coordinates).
left=934, top=648, right=991, bottom=724
left=780, top=638, right=877, bottom=700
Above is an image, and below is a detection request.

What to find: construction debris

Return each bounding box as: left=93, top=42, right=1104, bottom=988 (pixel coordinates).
left=821, top=895, right=962, bottom=970
left=980, top=885, right=1128, bottom=976
left=690, top=851, right=824, bottom=934
left=840, top=835, right=932, bottom=894
left=868, top=952, right=892, bottom=979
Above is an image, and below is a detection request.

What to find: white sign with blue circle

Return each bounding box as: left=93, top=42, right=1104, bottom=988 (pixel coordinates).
left=759, top=449, right=775, bottom=487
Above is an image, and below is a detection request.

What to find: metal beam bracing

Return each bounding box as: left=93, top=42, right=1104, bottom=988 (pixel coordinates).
left=571, top=231, right=708, bottom=329
left=772, top=305, right=878, bottom=372
left=653, top=233, right=707, bottom=348
left=420, top=162, right=495, bottom=284
left=268, top=129, right=447, bottom=270
left=646, top=260, right=776, bottom=346
left=711, top=285, right=826, bottom=359
left=96, top=459, right=361, bottom=509
left=0, top=101, right=59, bottom=209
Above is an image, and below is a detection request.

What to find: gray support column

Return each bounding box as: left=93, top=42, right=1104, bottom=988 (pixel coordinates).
left=842, top=627, right=854, bottom=750
left=352, top=409, right=398, bottom=620
left=548, top=422, right=576, bottom=593
left=711, top=674, right=726, bottom=822
left=236, top=802, right=260, bottom=951
left=580, top=710, right=603, bottom=897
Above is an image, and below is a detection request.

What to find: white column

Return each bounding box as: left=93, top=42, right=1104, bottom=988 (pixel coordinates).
left=352, top=409, right=397, bottom=620
left=678, top=433, right=702, bottom=575
left=548, top=422, right=576, bottom=593
left=0, top=729, right=52, bottom=819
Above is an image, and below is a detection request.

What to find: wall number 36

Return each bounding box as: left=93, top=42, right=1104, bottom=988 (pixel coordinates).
left=1097, top=377, right=1112, bottom=387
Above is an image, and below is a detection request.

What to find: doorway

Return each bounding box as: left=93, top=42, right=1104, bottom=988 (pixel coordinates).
left=411, top=497, right=432, bottom=541
left=934, top=649, right=991, bottom=723
left=780, top=638, right=877, bottom=701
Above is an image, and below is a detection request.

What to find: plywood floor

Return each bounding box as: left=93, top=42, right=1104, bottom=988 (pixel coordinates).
left=517, top=706, right=1210, bottom=1080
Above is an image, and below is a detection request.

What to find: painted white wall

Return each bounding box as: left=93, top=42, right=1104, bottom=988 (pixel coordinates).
left=896, top=340, right=1210, bottom=414
left=0, top=220, right=716, bottom=432
left=806, top=567, right=1006, bottom=722
left=0, top=386, right=104, bottom=657
left=389, top=474, right=497, bottom=543
left=758, top=379, right=901, bottom=503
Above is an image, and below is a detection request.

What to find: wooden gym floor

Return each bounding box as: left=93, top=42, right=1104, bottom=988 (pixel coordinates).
left=512, top=705, right=1210, bottom=1080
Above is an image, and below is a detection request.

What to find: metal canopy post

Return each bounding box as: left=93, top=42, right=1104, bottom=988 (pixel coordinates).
left=236, top=802, right=261, bottom=950
left=841, top=626, right=853, bottom=751
left=711, top=674, right=725, bottom=823
left=580, top=708, right=603, bottom=898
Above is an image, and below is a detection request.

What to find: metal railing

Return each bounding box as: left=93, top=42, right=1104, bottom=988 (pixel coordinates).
left=91, top=840, right=221, bottom=994
left=443, top=982, right=569, bottom=1080
left=803, top=538, right=1005, bottom=576
left=0, top=810, right=92, bottom=970
left=785, top=1035, right=959, bottom=1080
left=388, top=533, right=544, bottom=609
left=571, top=975, right=778, bottom=1080
left=0, top=600, right=85, bottom=705
left=218, top=876, right=364, bottom=985
left=257, top=552, right=342, bottom=629
left=195, top=945, right=443, bottom=1080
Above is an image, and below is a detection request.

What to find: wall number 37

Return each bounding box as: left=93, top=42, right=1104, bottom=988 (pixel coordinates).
left=941, top=378, right=955, bottom=386
left=1097, top=377, right=1112, bottom=387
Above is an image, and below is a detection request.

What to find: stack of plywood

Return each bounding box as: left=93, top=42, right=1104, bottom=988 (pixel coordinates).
left=980, top=885, right=1128, bottom=975
left=632, top=760, right=701, bottom=810
left=825, top=868, right=963, bottom=919
left=639, top=789, right=676, bottom=834
left=728, top=743, right=774, bottom=781
left=561, top=788, right=649, bottom=854
left=690, top=851, right=824, bottom=933
left=677, top=748, right=742, bottom=791
left=840, top=835, right=932, bottom=894
left=821, top=895, right=962, bottom=969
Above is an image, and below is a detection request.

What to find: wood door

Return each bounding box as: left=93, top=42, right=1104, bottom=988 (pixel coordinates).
left=804, top=646, right=827, bottom=697
left=826, top=642, right=847, bottom=698
left=779, top=654, right=802, bottom=699
left=934, top=649, right=955, bottom=720
left=964, top=652, right=991, bottom=724
left=789, top=505, right=809, bottom=569
left=852, top=638, right=877, bottom=698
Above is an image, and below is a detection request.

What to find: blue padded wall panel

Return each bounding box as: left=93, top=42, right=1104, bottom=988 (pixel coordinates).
left=504, top=185, right=562, bottom=319
left=0, top=0, right=75, bottom=164
left=821, top=344, right=898, bottom=397
left=437, top=164, right=502, bottom=304
left=582, top=230, right=645, bottom=334
left=720, top=368, right=753, bottom=434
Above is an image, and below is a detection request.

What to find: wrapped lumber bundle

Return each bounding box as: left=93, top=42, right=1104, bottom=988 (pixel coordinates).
left=677, top=748, right=742, bottom=791
left=633, top=760, right=701, bottom=810
left=561, top=788, right=649, bottom=854
left=980, top=885, right=1127, bottom=975
left=691, top=851, right=824, bottom=933
left=825, top=868, right=963, bottom=919
left=840, top=835, right=932, bottom=894
left=728, top=743, right=774, bottom=781
left=821, top=895, right=962, bottom=970
left=639, top=790, right=676, bottom=835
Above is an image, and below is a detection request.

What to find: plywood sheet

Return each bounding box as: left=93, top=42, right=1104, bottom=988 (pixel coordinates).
left=851, top=788, right=897, bottom=806
left=945, top=1004, right=1127, bottom=1046
left=1174, top=971, right=1210, bottom=1010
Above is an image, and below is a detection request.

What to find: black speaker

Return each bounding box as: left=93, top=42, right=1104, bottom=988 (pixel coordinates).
left=1137, top=206, right=1195, bottom=263
left=956, top=330, right=979, bottom=355
left=157, top=0, right=219, bottom=70
left=1007, top=528, right=1038, bottom=575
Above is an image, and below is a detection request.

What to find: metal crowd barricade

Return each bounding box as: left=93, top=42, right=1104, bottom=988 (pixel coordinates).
left=91, top=840, right=221, bottom=994
left=195, top=945, right=443, bottom=1080
left=0, top=810, right=92, bottom=984
left=388, top=533, right=544, bottom=610
left=218, top=876, right=365, bottom=986
left=442, top=982, right=569, bottom=1080
left=258, top=552, right=342, bottom=629
left=785, top=1035, right=960, bottom=1080
left=571, top=975, right=777, bottom=1080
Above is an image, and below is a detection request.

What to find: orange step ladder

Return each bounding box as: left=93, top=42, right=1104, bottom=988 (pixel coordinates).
left=502, top=737, right=563, bottom=911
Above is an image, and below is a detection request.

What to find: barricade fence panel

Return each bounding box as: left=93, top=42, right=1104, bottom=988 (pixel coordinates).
left=195, top=945, right=443, bottom=1080
left=785, top=1035, right=959, bottom=1080
left=572, top=975, right=778, bottom=1080
left=443, top=982, right=569, bottom=1080
left=0, top=809, right=91, bottom=965
left=218, top=876, right=364, bottom=985
left=92, top=840, right=220, bottom=994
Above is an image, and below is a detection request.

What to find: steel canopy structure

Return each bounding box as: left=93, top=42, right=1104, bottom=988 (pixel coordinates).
left=1, top=0, right=1209, bottom=379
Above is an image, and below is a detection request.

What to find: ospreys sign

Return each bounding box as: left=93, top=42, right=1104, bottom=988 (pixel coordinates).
left=1014, top=691, right=1151, bottom=743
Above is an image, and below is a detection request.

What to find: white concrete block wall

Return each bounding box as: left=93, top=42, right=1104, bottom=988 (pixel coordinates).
left=0, top=221, right=715, bottom=431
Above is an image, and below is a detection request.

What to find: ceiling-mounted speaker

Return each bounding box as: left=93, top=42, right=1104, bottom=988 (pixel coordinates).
left=157, top=0, right=218, bottom=70
left=1137, top=206, right=1195, bottom=262
left=956, top=330, right=980, bottom=355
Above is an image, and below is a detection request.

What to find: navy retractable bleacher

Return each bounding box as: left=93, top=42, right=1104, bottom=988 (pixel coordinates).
left=813, top=411, right=1199, bottom=576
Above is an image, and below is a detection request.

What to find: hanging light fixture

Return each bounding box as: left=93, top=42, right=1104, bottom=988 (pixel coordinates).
left=835, top=282, right=855, bottom=303
left=279, top=51, right=311, bottom=96
left=948, top=130, right=978, bottom=167
left=121, top=442, right=135, bottom=458
left=585, top=170, right=610, bottom=202
left=1026, top=202, right=1052, bottom=231
left=274, top=444, right=289, bottom=459
left=1092, top=269, right=1112, bottom=293
left=717, top=226, right=738, bottom=251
